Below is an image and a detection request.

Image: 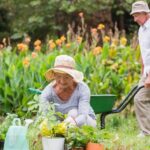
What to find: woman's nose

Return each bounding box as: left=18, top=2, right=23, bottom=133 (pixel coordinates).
left=60, top=77, right=66, bottom=83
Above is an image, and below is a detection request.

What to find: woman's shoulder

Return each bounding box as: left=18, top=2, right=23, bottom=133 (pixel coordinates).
left=42, top=81, right=55, bottom=93
left=77, top=82, right=90, bottom=91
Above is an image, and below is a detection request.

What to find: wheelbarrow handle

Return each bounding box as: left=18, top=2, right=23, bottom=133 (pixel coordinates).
left=112, top=85, right=144, bottom=113
left=100, top=85, right=145, bottom=129
left=28, top=88, right=42, bottom=94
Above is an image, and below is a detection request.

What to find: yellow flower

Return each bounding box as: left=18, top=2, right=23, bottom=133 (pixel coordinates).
left=31, top=52, right=38, bottom=58
left=103, top=36, right=110, bottom=43
left=17, top=43, right=28, bottom=52
left=34, top=39, right=41, bottom=46
left=120, top=37, right=127, bottom=46
left=60, top=36, right=66, bottom=43
left=54, top=122, right=67, bottom=136
left=55, top=39, right=62, bottom=46
left=97, top=23, right=105, bottom=30
left=92, top=46, right=102, bottom=56
left=40, top=119, right=50, bottom=137
left=77, top=36, right=83, bottom=43
left=22, top=57, right=30, bottom=68
left=109, top=49, right=117, bottom=58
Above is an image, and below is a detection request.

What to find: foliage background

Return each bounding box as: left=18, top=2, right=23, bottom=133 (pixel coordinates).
left=1, top=0, right=149, bottom=40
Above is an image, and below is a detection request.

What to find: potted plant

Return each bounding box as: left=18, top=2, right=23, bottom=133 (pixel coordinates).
left=36, top=103, right=67, bottom=150
left=84, top=126, right=104, bottom=150
left=0, top=114, right=17, bottom=150
left=66, top=125, right=108, bottom=150
left=66, top=125, right=90, bottom=150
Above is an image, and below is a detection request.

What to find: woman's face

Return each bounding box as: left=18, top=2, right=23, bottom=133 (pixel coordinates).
left=54, top=72, right=74, bottom=89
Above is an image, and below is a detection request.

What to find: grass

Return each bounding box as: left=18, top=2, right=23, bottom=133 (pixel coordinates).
left=104, top=114, right=150, bottom=150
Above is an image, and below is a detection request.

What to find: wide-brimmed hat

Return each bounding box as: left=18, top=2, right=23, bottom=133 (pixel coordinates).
left=45, top=55, right=84, bottom=82
left=130, top=1, right=150, bottom=15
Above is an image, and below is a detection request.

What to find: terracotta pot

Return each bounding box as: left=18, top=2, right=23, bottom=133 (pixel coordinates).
left=86, top=142, right=104, bottom=150
left=70, top=147, right=85, bottom=150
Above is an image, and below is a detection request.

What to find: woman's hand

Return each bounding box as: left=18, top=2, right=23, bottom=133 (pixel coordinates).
left=64, top=116, right=77, bottom=126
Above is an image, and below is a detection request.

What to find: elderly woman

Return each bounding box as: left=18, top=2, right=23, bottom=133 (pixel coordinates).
left=40, top=55, right=96, bottom=127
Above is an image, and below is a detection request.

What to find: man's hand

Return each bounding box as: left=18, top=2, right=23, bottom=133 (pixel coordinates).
left=145, top=74, right=150, bottom=88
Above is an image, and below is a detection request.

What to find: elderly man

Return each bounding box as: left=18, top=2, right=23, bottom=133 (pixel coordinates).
left=131, top=1, right=150, bottom=137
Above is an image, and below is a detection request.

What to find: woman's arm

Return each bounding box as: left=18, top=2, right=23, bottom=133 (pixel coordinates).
left=39, top=84, right=52, bottom=113
left=74, top=83, right=91, bottom=125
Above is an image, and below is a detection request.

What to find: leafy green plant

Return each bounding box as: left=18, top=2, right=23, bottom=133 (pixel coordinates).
left=0, top=113, right=17, bottom=141
left=66, top=126, right=88, bottom=149
left=27, top=94, right=40, bottom=117
left=31, top=102, right=66, bottom=137
left=66, top=125, right=113, bottom=149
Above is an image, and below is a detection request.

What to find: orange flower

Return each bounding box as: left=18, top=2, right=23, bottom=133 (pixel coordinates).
left=34, top=45, right=41, bottom=52
left=77, top=36, right=83, bottom=43
left=34, top=39, right=41, bottom=46
left=49, top=42, right=56, bottom=49
left=22, top=57, right=30, bottom=68
left=97, top=24, right=105, bottom=30
left=78, top=12, right=84, bottom=18
left=92, top=46, right=102, bottom=56
left=65, top=43, right=71, bottom=48
left=17, top=43, right=28, bottom=52
left=60, top=36, right=66, bottom=43
left=103, top=36, right=110, bottom=43
left=31, top=52, right=38, bottom=58
left=55, top=39, right=62, bottom=46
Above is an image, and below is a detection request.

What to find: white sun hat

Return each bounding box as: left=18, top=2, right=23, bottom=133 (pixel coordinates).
left=130, top=1, right=150, bottom=15
left=45, top=55, right=84, bottom=83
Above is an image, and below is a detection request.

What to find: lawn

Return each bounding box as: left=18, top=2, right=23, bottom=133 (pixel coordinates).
left=104, top=114, right=150, bottom=150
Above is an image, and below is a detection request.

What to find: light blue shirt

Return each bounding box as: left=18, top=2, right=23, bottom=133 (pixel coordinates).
left=138, top=18, right=150, bottom=76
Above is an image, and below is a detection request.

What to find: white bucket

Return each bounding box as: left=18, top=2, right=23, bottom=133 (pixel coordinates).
left=42, top=137, right=65, bottom=150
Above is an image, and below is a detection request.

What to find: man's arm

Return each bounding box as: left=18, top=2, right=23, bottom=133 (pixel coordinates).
left=141, top=57, right=144, bottom=75
left=145, top=73, right=150, bottom=88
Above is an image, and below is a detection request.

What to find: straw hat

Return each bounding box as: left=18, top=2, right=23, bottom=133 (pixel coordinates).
left=45, top=55, right=84, bottom=82
left=130, top=1, right=150, bottom=15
